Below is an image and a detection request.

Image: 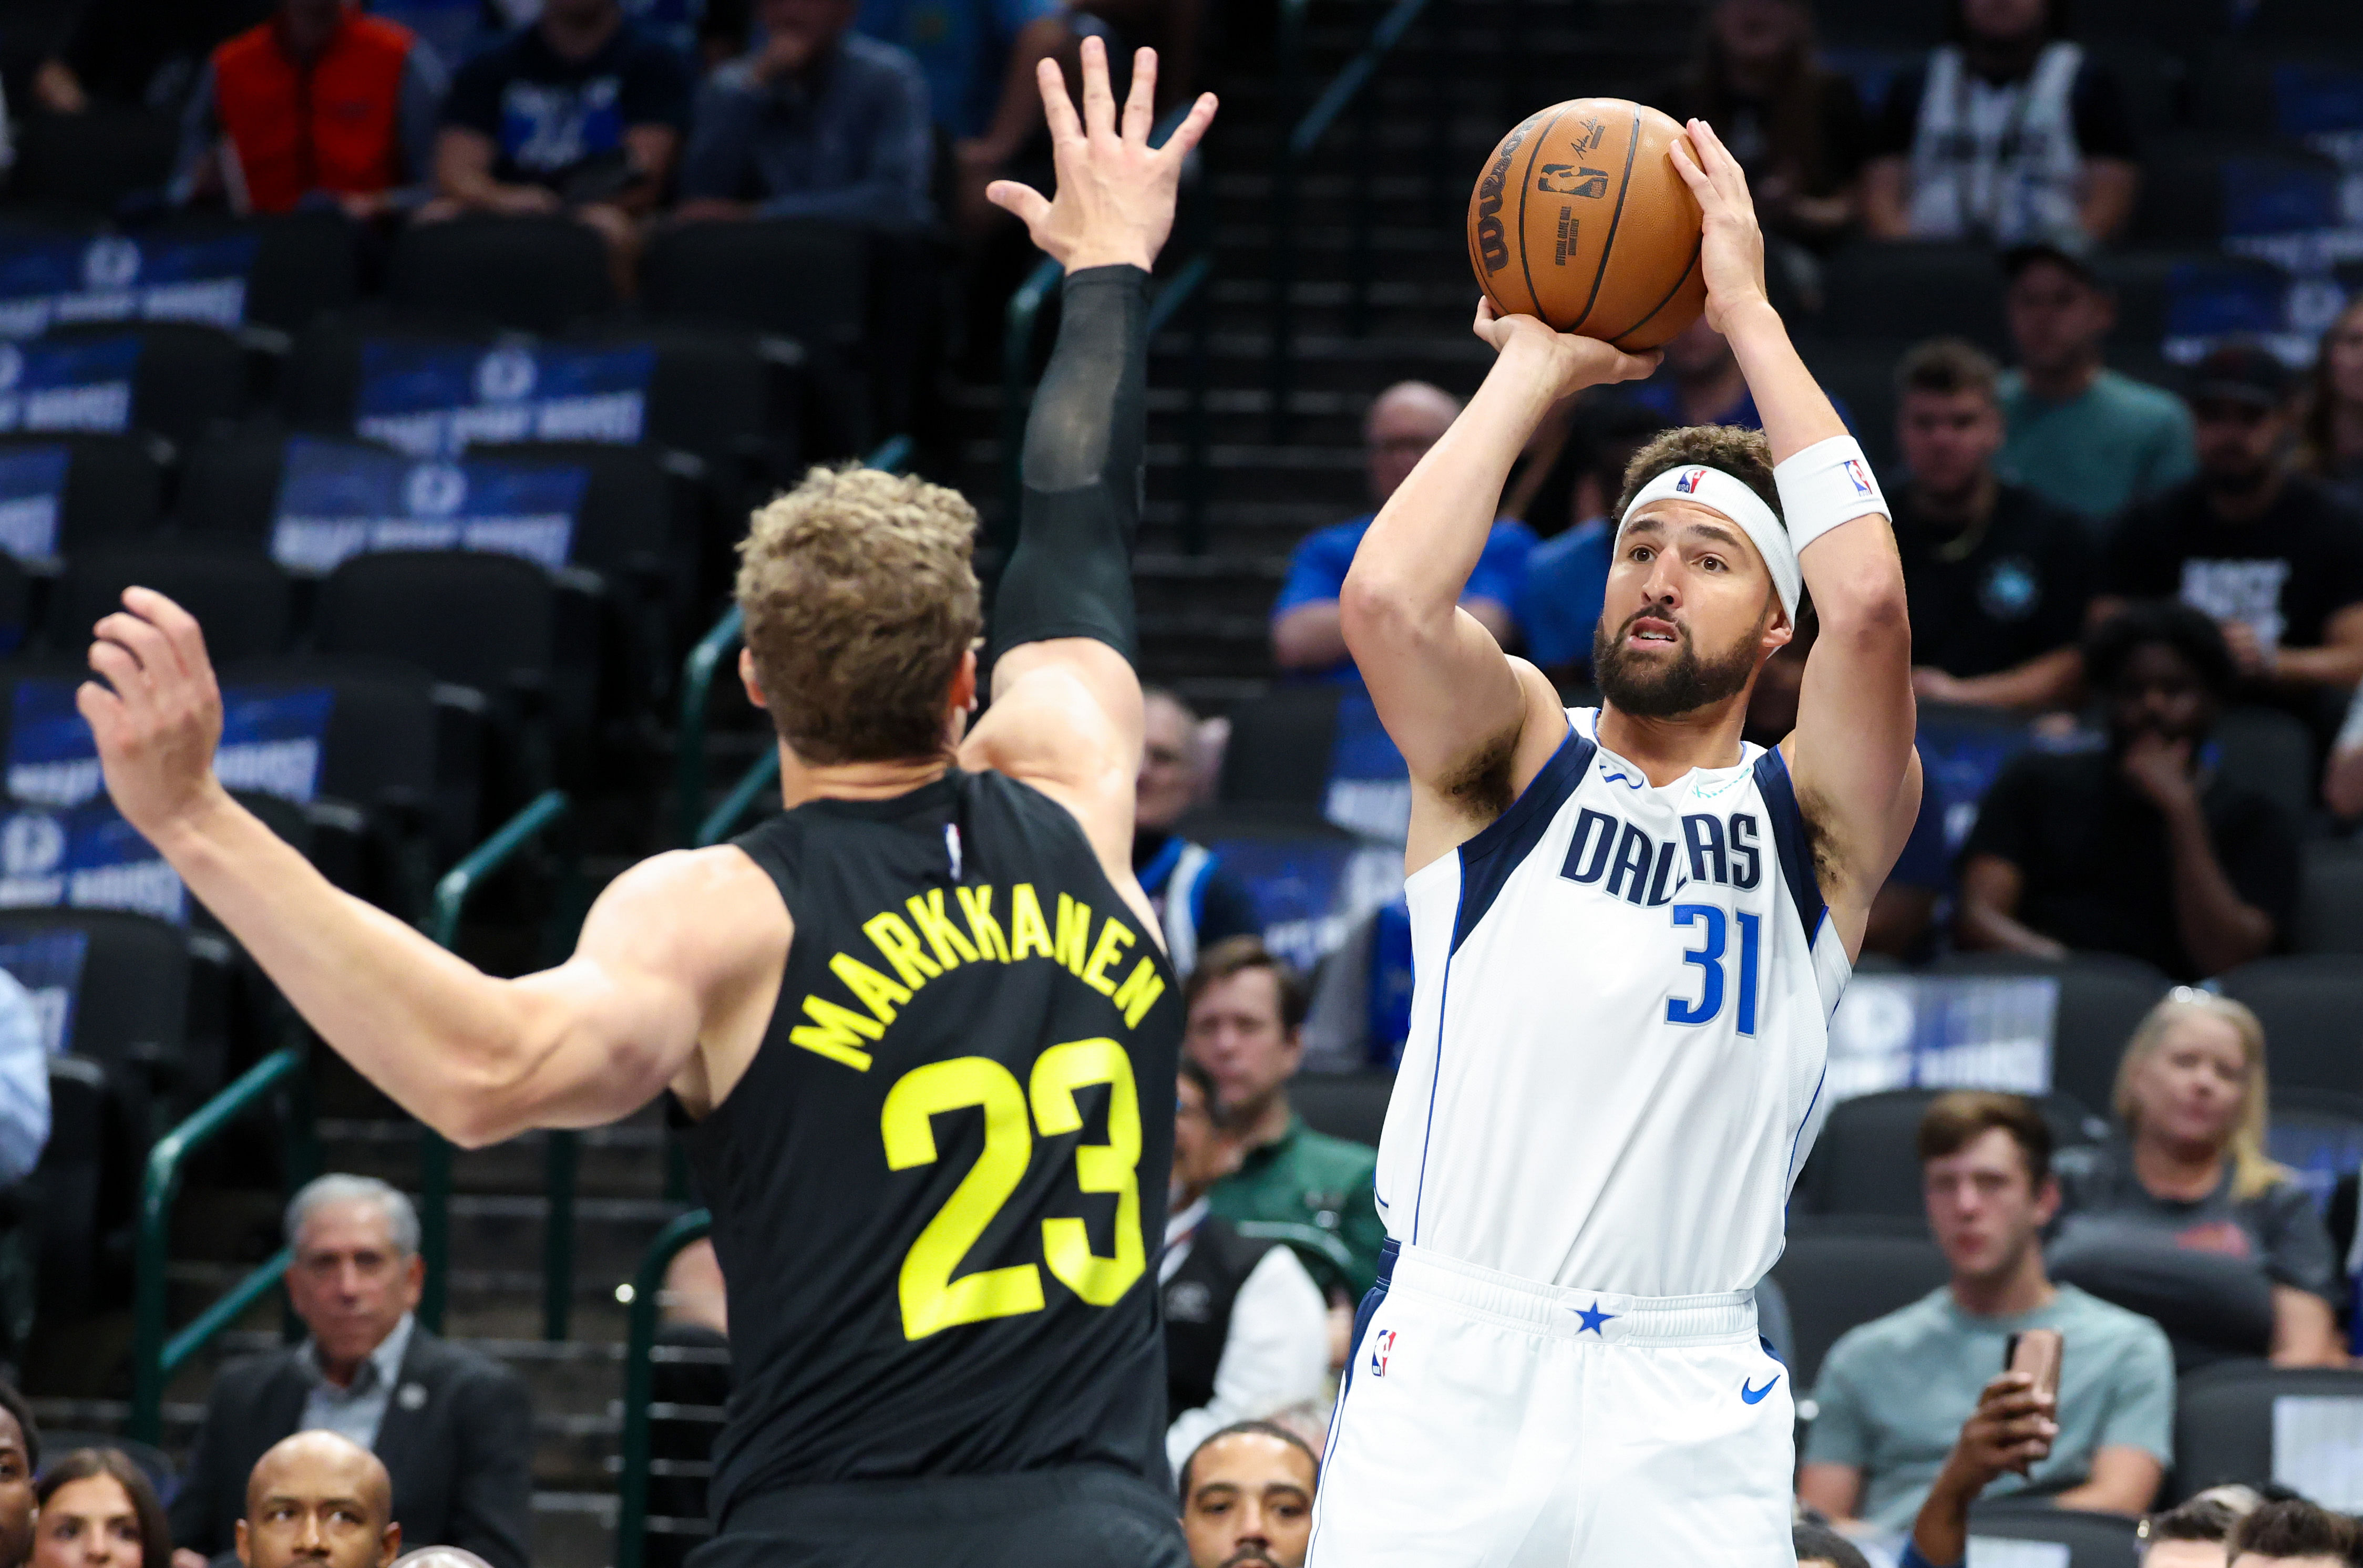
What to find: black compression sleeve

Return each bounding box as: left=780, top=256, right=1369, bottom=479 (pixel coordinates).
left=989, top=263, right=1148, bottom=667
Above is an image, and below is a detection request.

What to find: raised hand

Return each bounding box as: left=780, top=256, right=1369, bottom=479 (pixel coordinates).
left=1668, top=118, right=1771, bottom=336
left=985, top=38, right=1218, bottom=274
left=77, top=588, right=229, bottom=843
left=1471, top=296, right=1660, bottom=399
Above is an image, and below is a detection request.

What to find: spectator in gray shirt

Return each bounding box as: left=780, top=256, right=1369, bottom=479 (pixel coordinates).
left=1799, top=1091, right=2172, bottom=1536
left=676, top=0, right=932, bottom=229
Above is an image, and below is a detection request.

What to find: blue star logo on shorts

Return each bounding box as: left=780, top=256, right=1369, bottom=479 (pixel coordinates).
left=1575, top=1301, right=1617, bottom=1335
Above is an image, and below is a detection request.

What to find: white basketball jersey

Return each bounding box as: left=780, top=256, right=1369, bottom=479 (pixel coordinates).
left=1374, top=708, right=1851, bottom=1297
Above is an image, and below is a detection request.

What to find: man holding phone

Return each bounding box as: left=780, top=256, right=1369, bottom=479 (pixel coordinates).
left=1798, top=1092, right=2174, bottom=1536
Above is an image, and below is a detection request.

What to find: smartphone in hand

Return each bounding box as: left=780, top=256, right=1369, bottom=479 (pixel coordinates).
left=2003, top=1328, right=2063, bottom=1475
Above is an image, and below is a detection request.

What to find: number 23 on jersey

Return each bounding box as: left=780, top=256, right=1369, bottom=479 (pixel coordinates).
left=879, top=1038, right=1145, bottom=1341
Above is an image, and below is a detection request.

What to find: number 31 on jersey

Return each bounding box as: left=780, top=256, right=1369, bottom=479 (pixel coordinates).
left=879, top=1038, right=1144, bottom=1341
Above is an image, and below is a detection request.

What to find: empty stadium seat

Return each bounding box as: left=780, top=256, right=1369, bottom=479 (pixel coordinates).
left=2171, top=1363, right=2363, bottom=1501
left=388, top=216, right=615, bottom=335
left=1792, top=1088, right=2103, bottom=1225
left=2295, top=842, right=2363, bottom=955
left=2214, top=705, right=2316, bottom=830
left=1927, top=952, right=2174, bottom=1117
left=173, top=425, right=305, bottom=542
left=46, top=321, right=248, bottom=446
left=1292, top=1071, right=1393, bottom=1149
left=156, top=212, right=362, bottom=338
left=50, top=545, right=294, bottom=664
left=1219, top=685, right=1343, bottom=809
left=8, top=109, right=176, bottom=221
left=2133, top=143, right=2346, bottom=246
left=1809, top=245, right=2009, bottom=356
left=26, top=1054, right=121, bottom=1321
left=1770, top=1232, right=1950, bottom=1389
left=0, top=431, right=167, bottom=558
left=2214, top=956, right=2363, bottom=1098
left=1963, top=1507, right=2141, bottom=1568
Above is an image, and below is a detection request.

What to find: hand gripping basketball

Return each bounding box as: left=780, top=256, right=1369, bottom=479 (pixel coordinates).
left=78, top=587, right=229, bottom=843
left=1471, top=296, right=1660, bottom=398
left=1667, top=119, right=1772, bottom=337
left=985, top=38, right=1217, bottom=274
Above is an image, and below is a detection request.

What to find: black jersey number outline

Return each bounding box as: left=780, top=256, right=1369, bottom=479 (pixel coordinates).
left=879, top=1039, right=1146, bottom=1340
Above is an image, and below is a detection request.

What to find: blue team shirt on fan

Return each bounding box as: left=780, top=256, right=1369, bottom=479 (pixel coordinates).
left=1273, top=512, right=1537, bottom=683
left=1518, top=517, right=1613, bottom=671
left=443, top=19, right=693, bottom=189
left=855, top=0, right=1062, bottom=140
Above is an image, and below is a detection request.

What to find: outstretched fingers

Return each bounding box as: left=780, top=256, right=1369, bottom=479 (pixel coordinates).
left=1036, top=55, right=1082, bottom=146
left=1077, top=34, right=1117, bottom=140
left=985, top=178, right=1052, bottom=230
left=1158, top=90, right=1219, bottom=163
left=1122, top=47, right=1157, bottom=143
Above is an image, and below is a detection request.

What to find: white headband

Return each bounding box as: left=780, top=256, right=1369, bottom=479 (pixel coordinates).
left=1617, top=465, right=1800, bottom=622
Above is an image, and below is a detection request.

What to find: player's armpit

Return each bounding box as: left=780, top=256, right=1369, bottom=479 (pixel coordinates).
left=1401, top=656, right=1570, bottom=873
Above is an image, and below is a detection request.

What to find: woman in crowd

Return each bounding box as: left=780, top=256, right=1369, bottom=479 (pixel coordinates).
left=1658, top=0, right=1871, bottom=252
left=30, top=1451, right=168, bottom=1568
left=2300, top=296, right=2363, bottom=512
left=2048, top=992, right=2345, bottom=1369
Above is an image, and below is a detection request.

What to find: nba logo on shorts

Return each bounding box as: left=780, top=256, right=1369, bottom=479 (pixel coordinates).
left=1674, top=468, right=1707, bottom=494
left=1370, top=1328, right=1397, bottom=1377
left=1844, top=459, right=1871, bottom=496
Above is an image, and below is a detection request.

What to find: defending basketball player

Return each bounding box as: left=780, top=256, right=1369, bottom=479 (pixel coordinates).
left=1306, top=121, right=1920, bottom=1564
left=76, top=39, right=1213, bottom=1568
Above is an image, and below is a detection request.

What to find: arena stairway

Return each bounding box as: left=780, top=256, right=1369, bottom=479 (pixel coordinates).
left=947, top=0, right=1714, bottom=708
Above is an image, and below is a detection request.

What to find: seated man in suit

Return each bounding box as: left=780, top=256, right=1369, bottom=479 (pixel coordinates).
left=169, top=1175, right=532, bottom=1568
left=237, top=1431, right=399, bottom=1568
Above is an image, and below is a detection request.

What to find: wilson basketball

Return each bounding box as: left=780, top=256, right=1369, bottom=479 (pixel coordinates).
left=1466, top=99, right=1707, bottom=350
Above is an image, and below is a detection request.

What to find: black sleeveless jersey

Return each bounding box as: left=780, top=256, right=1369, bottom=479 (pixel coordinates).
left=689, top=768, right=1183, bottom=1516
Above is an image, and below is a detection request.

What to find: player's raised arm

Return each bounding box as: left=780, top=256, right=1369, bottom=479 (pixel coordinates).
left=961, top=40, right=1216, bottom=882
left=78, top=591, right=778, bottom=1147
left=1341, top=306, right=1656, bottom=866
left=1671, top=118, right=1919, bottom=948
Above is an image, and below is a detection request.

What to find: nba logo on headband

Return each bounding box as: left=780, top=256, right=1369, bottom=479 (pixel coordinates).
left=1674, top=468, right=1706, bottom=494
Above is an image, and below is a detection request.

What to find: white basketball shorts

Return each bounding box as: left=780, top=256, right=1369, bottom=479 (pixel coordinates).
left=1305, top=1241, right=1797, bottom=1567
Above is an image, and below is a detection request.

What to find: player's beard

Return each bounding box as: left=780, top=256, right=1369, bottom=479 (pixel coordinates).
left=1592, top=604, right=1764, bottom=719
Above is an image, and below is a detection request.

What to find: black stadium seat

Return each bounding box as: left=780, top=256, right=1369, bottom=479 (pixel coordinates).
left=173, top=425, right=303, bottom=543
left=1292, top=1072, right=1393, bottom=1149
left=1791, top=1088, right=2103, bottom=1226
left=1963, top=1507, right=2141, bottom=1568
left=388, top=215, right=615, bottom=335
left=25, top=1054, right=123, bottom=1322
left=46, top=321, right=248, bottom=447
left=2214, top=956, right=2363, bottom=1098
left=0, top=431, right=168, bottom=556
left=1219, top=685, right=1344, bottom=809
left=2295, top=842, right=2363, bottom=956
left=1928, top=952, right=2174, bottom=1118
left=160, top=212, right=362, bottom=338
left=51, top=545, right=294, bottom=664
left=8, top=109, right=176, bottom=220
left=2171, top=1364, right=2363, bottom=1501
left=1770, top=1231, right=1950, bottom=1390
left=2213, top=705, right=2316, bottom=830
left=1809, top=244, right=2010, bottom=356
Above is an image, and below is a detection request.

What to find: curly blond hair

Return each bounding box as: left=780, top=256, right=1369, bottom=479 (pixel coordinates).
left=734, top=466, right=982, bottom=765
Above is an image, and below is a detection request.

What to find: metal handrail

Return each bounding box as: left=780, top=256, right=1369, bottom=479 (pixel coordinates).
left=695, top=747, right=780, bottom=848
left=131, top=1045, right=312, bottom=1443
left=615, top=1208, right=714, bottom=1568
left=675, top=435, right=917, bottom=844
left=418, top=788, right=573, bottom=1337
left=997, top=101, right=1213, bottom=546
left=1268, top=0, right=1439, bottom=440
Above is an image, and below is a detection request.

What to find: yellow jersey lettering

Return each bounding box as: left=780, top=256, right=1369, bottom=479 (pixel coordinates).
left=906, top=888, right=981, bottom=968
left=1111, top=958, right=1165, bottom=1028
left=829, top=952, right=912, bottom=1025
left=787, top=996, right=881, bottom=1070
left=956, top=885, right=1011, bottom=962
left=1009, top=883, right=1054, bottom=962
left=1054, top=894, right=1092, bottom=976
left=865, top=912, right=943, bottom=989
left=1081, top=915, right=1135, bottom=996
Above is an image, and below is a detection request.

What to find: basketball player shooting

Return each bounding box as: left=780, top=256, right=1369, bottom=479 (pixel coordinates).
left=75, top=39, right=1215, bottom=1568
left=1307, top=120, right=1921, bottom=1565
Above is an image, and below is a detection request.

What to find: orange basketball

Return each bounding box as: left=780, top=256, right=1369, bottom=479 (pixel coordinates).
left=1465, top=99, right=1707, bottom=351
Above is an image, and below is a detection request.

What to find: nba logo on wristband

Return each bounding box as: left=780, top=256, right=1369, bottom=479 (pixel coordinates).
left=1844, top=459, right=1871, bottom=496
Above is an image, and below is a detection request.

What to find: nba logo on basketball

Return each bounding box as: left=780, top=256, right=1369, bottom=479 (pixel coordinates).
left=1675, top=468, right=1706, bottom=494
left=1844, top=459, right=1871, bottom=496
left=1370, top=1329, right=1398, bottom=1377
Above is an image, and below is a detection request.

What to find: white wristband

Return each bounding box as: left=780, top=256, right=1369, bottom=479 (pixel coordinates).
left=1773, top=435, right=1888, bottom=556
